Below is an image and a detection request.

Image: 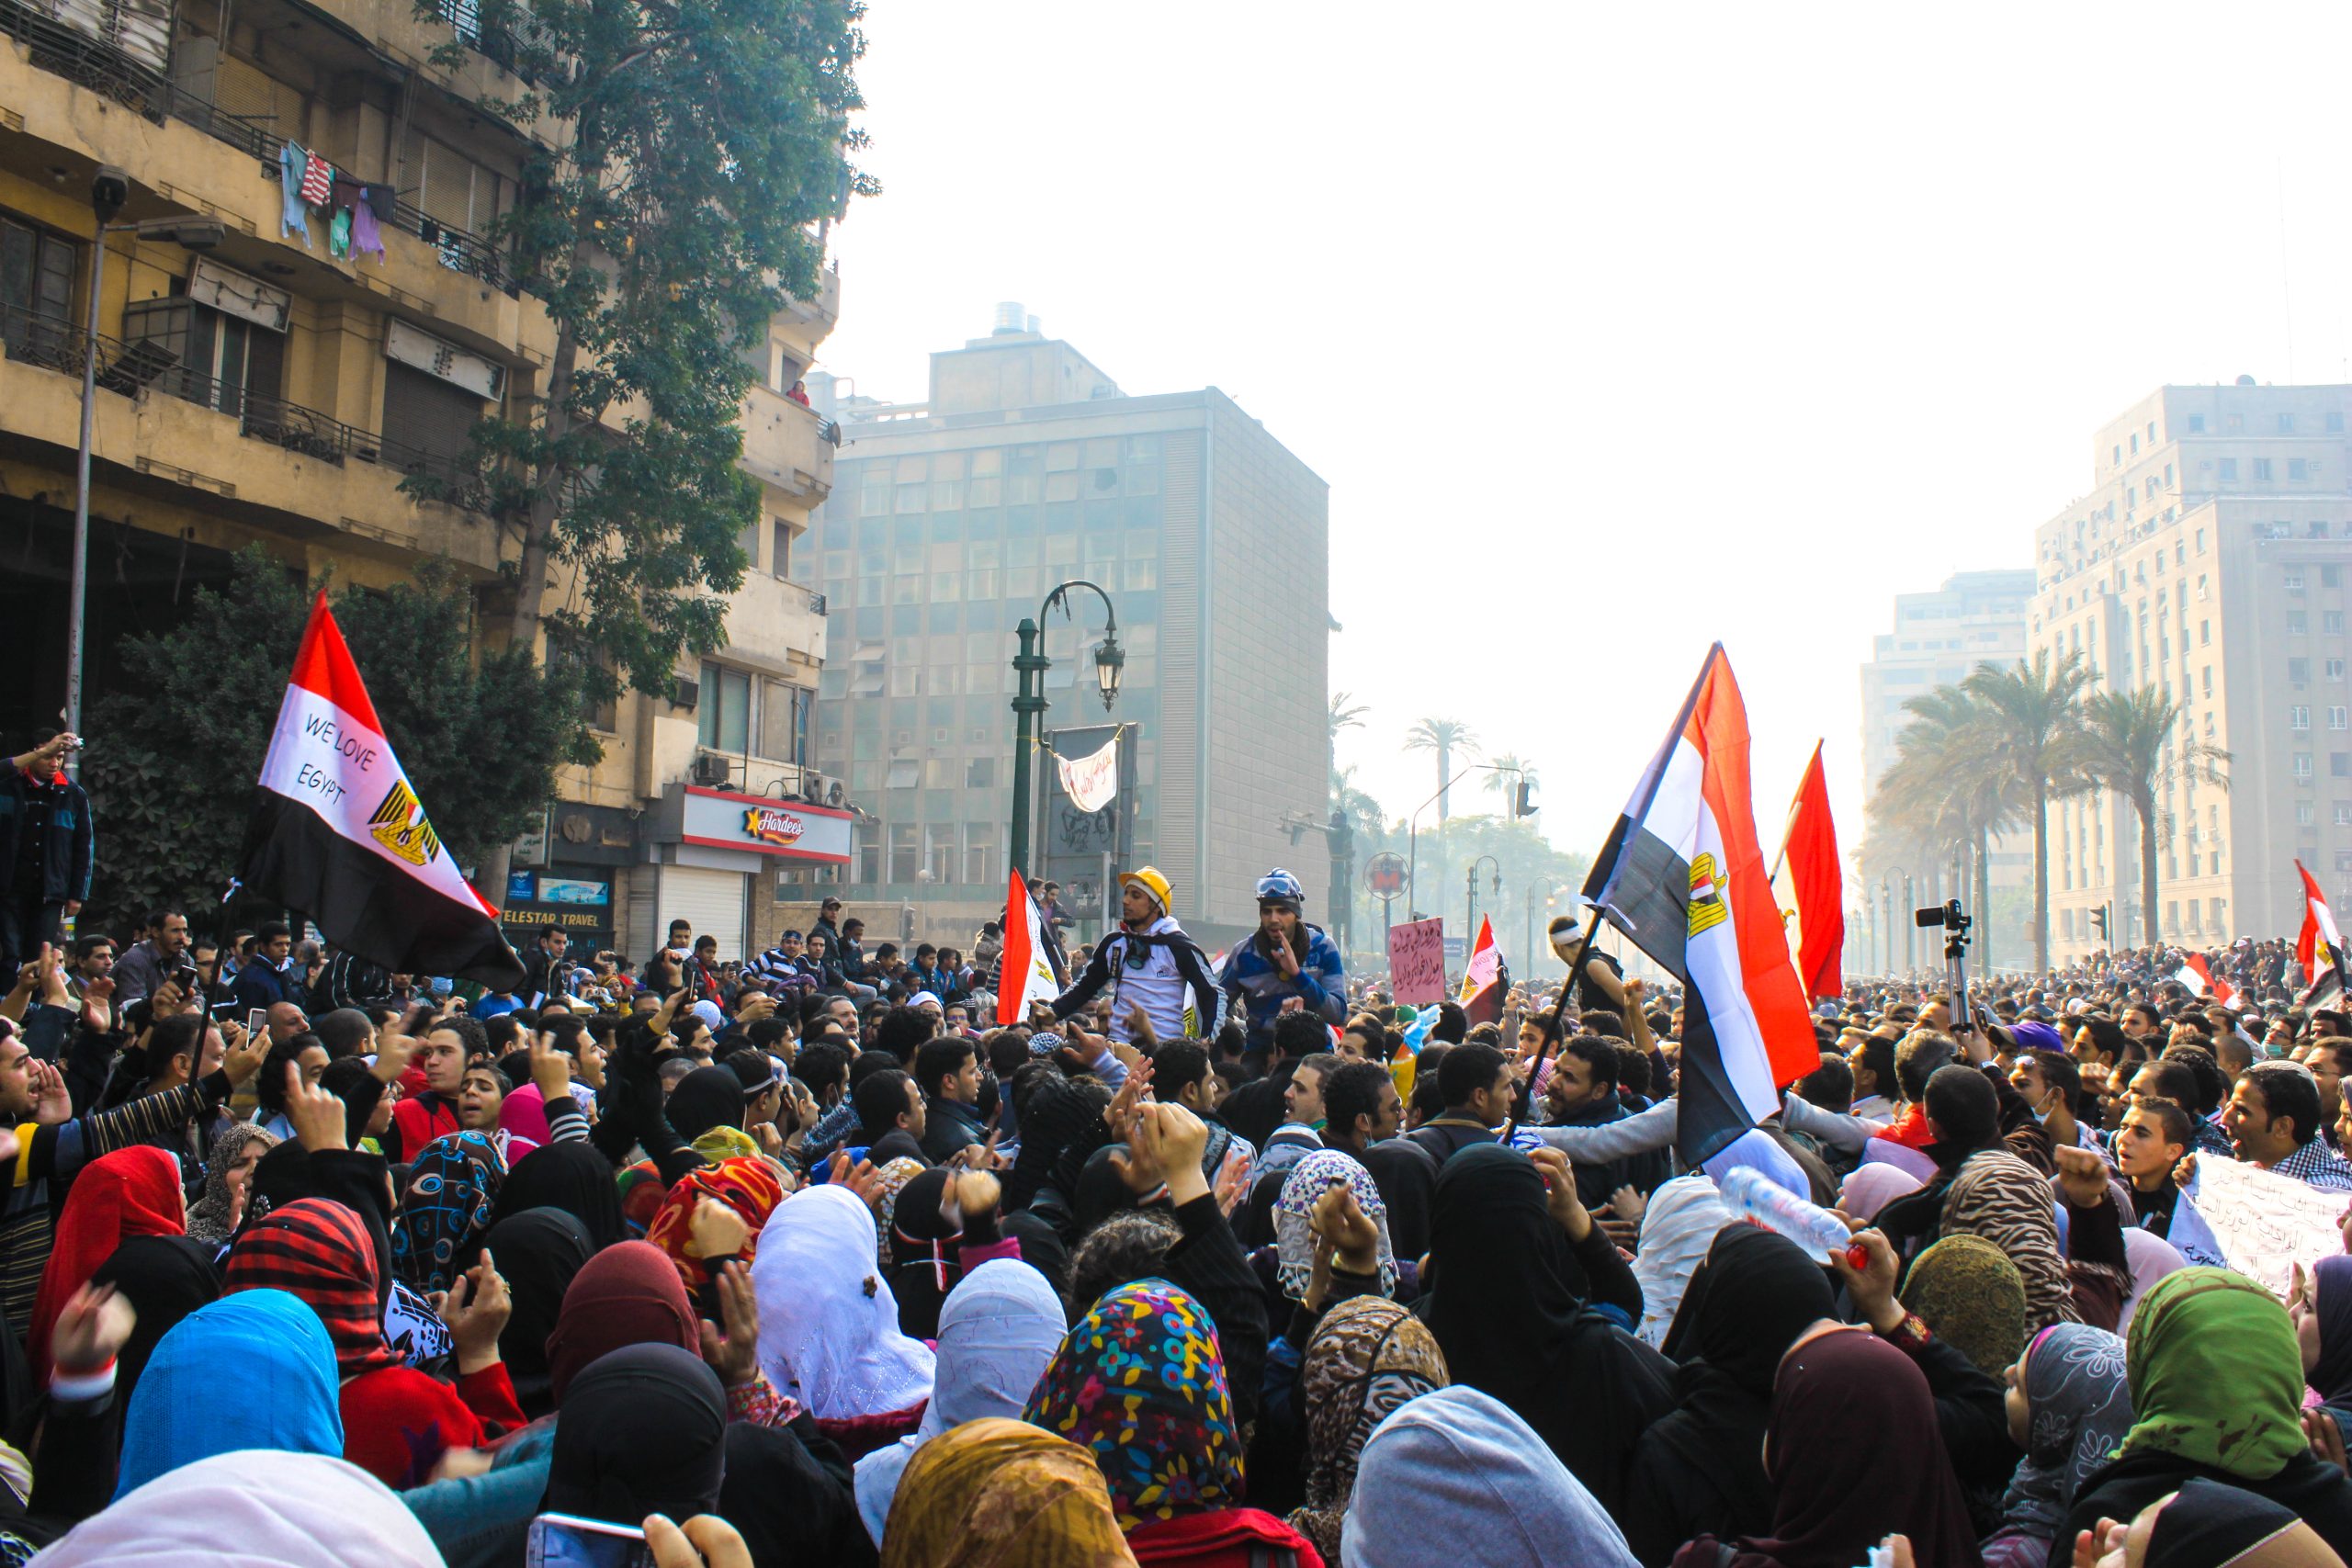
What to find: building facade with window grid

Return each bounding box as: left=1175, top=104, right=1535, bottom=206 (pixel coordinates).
left=2030, top=382, right=2352, bottom=963
left=802, top=319, right=1329, bottom=953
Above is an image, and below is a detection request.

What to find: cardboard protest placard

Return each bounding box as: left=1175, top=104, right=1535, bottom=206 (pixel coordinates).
left=1387, top=917, right=1447, bottom=1004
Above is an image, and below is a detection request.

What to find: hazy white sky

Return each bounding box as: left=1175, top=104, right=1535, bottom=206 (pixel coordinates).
left=817, top=3, right=2352, bottom=892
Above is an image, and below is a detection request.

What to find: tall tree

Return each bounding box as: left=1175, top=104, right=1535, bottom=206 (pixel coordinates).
left=418, top=0, right=874, bottom=696
left=2078, top=686, right=2232, bottom=947
left=80, top=550, right=595, bottom=933
left=1963, top=650, right=2095, bottom=973
left=1871, top=682, right=2021, bottom=964
left=1403, top=716, right=1479, bottom=823
left=1329, top=691, right=1369, bottom=748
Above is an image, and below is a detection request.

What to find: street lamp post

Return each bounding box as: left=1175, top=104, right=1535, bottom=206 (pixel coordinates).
left=1406, top=761, right=1523, bottom=918
left=1465, top=854, right=1500, bottom=949
left=62, top=171, right=225, bottom=769
left=1007, top=580, right=1122, bottom=880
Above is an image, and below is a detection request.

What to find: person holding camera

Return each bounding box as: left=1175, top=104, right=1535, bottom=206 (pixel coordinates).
left=0, top=731, right=93, bottom=981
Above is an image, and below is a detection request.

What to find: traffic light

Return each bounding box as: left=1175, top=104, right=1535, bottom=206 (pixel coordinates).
left=1513, top=782, right=1535, bottom=818
left=2091, top=906, right=2109, bottom=941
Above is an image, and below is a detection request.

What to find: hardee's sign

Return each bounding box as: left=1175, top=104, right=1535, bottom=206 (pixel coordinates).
left=743, top=806, right=808, bottom=847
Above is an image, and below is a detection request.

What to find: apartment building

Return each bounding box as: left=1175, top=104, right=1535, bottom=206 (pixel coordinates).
left=801, top=308, right=1330, bottom=953
left=2032, top=379, right=2352, bottom=963
left=0, top=0, right=842, bottom=960
left=1860, top=570, right=2036, bottom=789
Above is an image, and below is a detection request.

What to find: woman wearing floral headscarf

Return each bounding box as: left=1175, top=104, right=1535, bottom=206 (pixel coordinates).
left=1980, top=1324, right=2131, bottom=1568
left=1283, top=1296, right=1445, bottom=1564
left=390, top=1130, right=505, bottom=1294
left=643, top=1155, right=786, bottom=1310
left=881, top=1418, right=1138, bottom=1568
left=1024, top=1278, right=1321, bottom=1566
left=184, top=1123, right=278, bottom=1249
left=1272, top=1151, right=1395, bottom=1301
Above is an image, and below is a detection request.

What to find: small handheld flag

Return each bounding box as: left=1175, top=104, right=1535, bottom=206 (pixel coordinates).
left=995, top=868, right=1062, bottom=1027
left=239, top=593, right=524, bottom=987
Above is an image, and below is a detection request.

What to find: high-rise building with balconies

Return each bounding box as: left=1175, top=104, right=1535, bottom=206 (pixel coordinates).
left=799, top=308, right=1330, bottom=953
left=0, top=0, right=842, bottom=960
left=2032, top=379, right=2352, bottom=963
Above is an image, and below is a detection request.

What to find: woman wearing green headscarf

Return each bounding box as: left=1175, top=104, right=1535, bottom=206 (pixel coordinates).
left=2054, top=1267, right=2352, bottom=1566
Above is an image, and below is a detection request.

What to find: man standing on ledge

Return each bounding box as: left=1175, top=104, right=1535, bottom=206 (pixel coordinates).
left=1051, top=866, right=1221, bottom=1044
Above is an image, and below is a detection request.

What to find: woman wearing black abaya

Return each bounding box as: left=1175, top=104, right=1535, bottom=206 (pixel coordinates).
left=481, top=1208, right=593, bottom=1419
left=1418, top=1143, right=1673, bottom=1517
left=492, top=1142, right=625, bottom=1252
left=1620, top=1225, right=1838, bottom=1567
left=546, top=1343, right=874, bottom=1568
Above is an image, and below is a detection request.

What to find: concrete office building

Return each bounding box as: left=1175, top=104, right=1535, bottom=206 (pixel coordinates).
left=2033, top=379, right=2352, bottom=964
left=1860, top=570, right=2038, bottom=789
left=802, top=307, right=1329, bottom=953
left=0, top=0, right=842, bottom=962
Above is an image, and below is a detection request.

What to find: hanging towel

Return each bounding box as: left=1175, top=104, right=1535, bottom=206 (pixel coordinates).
left=278, top=143, right=312, bottom=246
left=328, top=207, right=352, bottom=259
left=349, top=199, right=385, bottom=262
left=300, top=149, right=334, bottom=208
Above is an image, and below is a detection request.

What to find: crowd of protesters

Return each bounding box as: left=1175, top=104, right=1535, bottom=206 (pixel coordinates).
left=0, top=830, right=2345, bottom=1567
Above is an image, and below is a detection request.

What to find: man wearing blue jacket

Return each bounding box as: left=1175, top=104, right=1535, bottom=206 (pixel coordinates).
left=1220, top=868, right=1346, bottom=1055
left=0, top=731, right=93, bottom=979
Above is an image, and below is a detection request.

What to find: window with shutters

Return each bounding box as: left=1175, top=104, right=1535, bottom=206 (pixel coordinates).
left=122, top=297, right=283, bottom=419
left=401, top=128, right=502, bottom=236
left=380, top=362, right=484, bottom=468
left=0, top=214, right=79, bottom=366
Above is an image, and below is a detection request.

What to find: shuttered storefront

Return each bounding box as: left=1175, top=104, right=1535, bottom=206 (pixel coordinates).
left=651, top=865, right=748, bottom=963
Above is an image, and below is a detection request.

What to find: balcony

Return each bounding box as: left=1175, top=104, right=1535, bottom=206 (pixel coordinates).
left=721, top=570, right=827, bottom=669
left=0, top=309, right=495, bottom=564
left=0, top=0, right=547, bottom=363
left=738, top=386, right=835, bottom=504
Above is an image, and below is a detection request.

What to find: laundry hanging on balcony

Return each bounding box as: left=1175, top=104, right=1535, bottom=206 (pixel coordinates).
left=330, top=176, right=389, bottom=263
left=278, top=143, right=313, bottom=247
left=329, top=207, right=353, bottom=259
left=300, top=148, right=335, bottom=209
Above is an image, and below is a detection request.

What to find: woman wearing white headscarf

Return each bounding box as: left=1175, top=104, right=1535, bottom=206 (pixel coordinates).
left=853, top=1258, right=1067, bottom=1545
left=753, top=1184, right=937, bottom=1460
left=1340, top=1385, right=1638, bottom=1568
left=30, top=1450, right=445, bottom=1568
left=1628, top=1175, right=1733, bottom=1348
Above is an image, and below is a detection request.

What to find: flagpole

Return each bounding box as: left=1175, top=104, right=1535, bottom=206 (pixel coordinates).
left=1510, top=904, right=1602, bottom=1128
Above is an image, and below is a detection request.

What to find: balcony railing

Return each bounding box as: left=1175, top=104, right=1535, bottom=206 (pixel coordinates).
left=0, top=0, right=518, bottom=295
left=1, top=304, right=491, bottom=512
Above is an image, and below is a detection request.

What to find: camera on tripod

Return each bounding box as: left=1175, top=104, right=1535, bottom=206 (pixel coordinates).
left=1914, top=898, right=1971, bottom=935
left=1913, top=899, right=1973, bottom=1028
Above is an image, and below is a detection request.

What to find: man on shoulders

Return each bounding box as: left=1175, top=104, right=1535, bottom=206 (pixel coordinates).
left=1051, top=867, right=1221, bottom=1045
left=1217, top=870, right=1346, bottom=1057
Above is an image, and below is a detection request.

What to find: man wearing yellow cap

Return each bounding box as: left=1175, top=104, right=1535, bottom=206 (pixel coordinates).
left=1050, top=864, right=1224, bottom=1044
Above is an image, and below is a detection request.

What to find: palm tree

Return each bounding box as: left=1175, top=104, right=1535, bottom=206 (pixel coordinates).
left=1403, top=717, right=1479, bottom=822
left=1484, top=752, right=1539, bottom=813
left=2078, top=686, right=2232, bottom=947
left=1331, top=762, right=1388, bottom=844
left=1872, top=682, right=2023, bottom=957
left=1963, top=650, right=2096, bottom=973
left=1329, top=692, right=1369, bottom=749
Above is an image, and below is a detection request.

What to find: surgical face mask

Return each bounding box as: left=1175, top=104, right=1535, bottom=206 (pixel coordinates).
left=2029, top=1086, right=2061, bottom=1124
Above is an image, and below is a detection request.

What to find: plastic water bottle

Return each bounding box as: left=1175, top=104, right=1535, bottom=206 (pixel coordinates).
left=1718, top=1167, right=1860, bottom=1266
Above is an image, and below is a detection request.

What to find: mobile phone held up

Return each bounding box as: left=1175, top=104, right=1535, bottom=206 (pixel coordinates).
left=526, top=1513, right=655, bottom=1568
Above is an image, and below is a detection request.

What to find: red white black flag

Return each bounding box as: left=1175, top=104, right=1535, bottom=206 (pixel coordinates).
left=1582, top=645, right=1818, bottom=1168
left=239, top=593, right=525, bottom=987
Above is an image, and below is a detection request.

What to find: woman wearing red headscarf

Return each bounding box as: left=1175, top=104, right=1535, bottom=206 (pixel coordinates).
left=28, top=1146, right=184, bottom=1377
left=224, top=1197, right=524, bottom=1487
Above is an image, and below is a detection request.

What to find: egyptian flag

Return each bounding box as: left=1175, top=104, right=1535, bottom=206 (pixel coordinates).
left=2173, top=953, right=2238, bottom=1008
left=2298, top=860, right=2346, bottom=993
left=1770, top=741, right=1845, bottom=1000
left=1583, top=645, right=1817, bottom=1168
left=240, top=594, right=524, bottom=988
left=995, top=868, right=1062, bottom=1027
left=1457, top=915, right=1506, bottom=1026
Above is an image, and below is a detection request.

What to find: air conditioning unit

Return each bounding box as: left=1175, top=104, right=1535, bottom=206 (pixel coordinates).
left=799, top=772, right=827, bottom=804
left=673, top=677, right=700, bottom=711
left=690, top=753, right=732, bottom=788
left=825, top=779, right=848, bottom=808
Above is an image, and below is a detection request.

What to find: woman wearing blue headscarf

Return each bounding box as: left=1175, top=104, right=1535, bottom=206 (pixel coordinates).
left=116, top=1289, right=344, bottom=1498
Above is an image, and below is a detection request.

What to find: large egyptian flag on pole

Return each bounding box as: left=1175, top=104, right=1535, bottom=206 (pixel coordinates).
left=1583, top=645, right=1818, bottom=1168
left=1457, top=915, right=1506, bottom=1026
left=240, top=594, right=524, bottom=988
left=2297, top=860, right=2346, bottom=1000
left=1770, top=741, right=1845, bottom=1000
left=995, top=868, right=1064, bottom=1027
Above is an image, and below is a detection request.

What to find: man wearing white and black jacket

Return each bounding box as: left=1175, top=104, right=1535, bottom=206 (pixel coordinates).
left=1050, top=866, right=1222, bottom=1045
